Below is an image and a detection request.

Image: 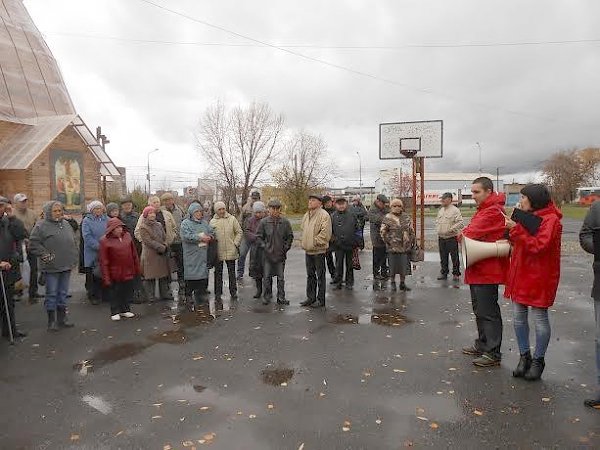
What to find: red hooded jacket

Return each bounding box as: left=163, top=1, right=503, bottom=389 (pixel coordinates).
left=504, top=203, right=562, bottom=308
left=99, top=217, right=141, bottom=286
left=462, top=192, right=509, bottom=285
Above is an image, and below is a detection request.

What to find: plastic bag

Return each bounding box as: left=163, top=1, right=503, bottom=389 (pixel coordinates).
left=19, top=243, right=31, bottom=288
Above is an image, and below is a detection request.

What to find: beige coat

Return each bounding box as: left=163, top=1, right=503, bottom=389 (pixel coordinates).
left=435, top=204, right=464, bottom=238
left=134, top=209, right=176, bottom=245
left=139, top=219, right=170, bottom=280
left=210, top=212, right=243, bottom=261
left=301, top=207, right=332, bottom=255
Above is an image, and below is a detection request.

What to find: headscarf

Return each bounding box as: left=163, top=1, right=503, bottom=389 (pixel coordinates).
left=187, top=202, right=203, bottom=220
left=143, top=206, right=156, bottom=218
left=214, top=201, right=226, bottom=211
left=87, top=200, right=104, bottom=213
left=43, top=201, right=63, bottom=222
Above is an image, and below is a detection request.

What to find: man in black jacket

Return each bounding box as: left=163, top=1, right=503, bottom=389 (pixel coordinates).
left=331, top=198, right=358, bottom=290
left=0, top=197, right=28, bottom=340
left=580, top=200, right=600, bottom=409
left=368, top=194, right=390, bottom=280
left=256, top=199, right=294, bottom=305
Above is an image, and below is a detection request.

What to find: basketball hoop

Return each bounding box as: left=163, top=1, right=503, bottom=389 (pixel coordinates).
left=400, top=149, right=418, bottom=159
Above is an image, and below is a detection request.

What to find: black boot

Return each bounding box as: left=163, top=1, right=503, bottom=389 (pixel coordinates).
left=524, top=357, right=545, bottom=381
left=512, top=351, right=532, bottom=378
left=57, top=307, right=74, bottom=328
left=47, top=310, right=58, bottom=332
left=391, top=282, right=397, bottom=292
left=253, top=279, right=263, bottom=299
left=400, top=282, right=411, bottom=292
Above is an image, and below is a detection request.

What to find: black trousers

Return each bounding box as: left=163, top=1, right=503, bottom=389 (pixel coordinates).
left=439, top=237, right=461, bottom=276
left=470, top=284, right=502, bottom=358
left=107, top=279, right=134, bottom=315
left=170, top=242, right=184, bottom=282
left=28, top=252, right=38, bottom=297
left=372, top=246, right=388, bottom=276
left=186, top=279, right=208, bottom=304
left=305, top=253, right=326, bottom=304
left=84, top=268, right=103, bottom=300
left=264, top=260, right=285, bottom=300
left=334, top=248, right=354, bottom=286
left=214, top=260, right=237, bottom=297
left=0, top=281, right=16, bottom=337
left=325, top=249, right=336, bottom=277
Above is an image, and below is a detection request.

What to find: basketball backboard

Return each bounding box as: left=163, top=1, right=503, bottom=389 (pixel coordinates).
left=379, top=120, right=443, bottom=160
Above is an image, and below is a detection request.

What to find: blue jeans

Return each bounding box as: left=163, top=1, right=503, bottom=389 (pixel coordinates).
left=512, top=302, right=551, bottom=359
left=45, top=271, right=71, bottom=311
left=237, top=239, right=250, bottom=278
left=595, top=300, right=600, bottom=386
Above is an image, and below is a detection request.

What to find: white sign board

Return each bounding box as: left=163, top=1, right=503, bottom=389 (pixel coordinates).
left=379, top=120, right=443, bottom=160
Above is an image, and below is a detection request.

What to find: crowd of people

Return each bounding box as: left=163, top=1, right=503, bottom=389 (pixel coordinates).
left=2, top=175, right=600, bottom=409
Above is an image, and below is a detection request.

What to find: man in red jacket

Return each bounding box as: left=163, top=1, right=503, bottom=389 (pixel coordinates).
left=461, top=177, right=509, bottom=367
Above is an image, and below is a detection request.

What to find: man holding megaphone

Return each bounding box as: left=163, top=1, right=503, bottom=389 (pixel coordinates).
left=461, top=177, right=510, bottom=367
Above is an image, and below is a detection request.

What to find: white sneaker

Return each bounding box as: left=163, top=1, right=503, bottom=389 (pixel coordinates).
left=121, top=312, right=135, bottom=318
left=110, top=314, right=121, bottom=321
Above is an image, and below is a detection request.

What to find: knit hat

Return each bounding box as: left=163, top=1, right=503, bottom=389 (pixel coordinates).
left=251, top=191, right=261, bottom=200
left=214, top=201, right=226, bottom=211
left=268, top=199, right=282, bottom=208
left=142, top=206, right=156, bottom=218
left=160, top=192, right=174, bottom=201
left=253, top=201, right=266, bottom=213
left=120, top=196, right=133, bottom=205
left=188, top=202, right=203, bottom=217
left=87, top=200, right=104, bottom=213
left=106, top=202, right=119, bottom=216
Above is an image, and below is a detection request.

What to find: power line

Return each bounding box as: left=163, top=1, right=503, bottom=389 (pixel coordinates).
left=44, top=31, right=600, bottom=49
left=134, top=0, right=586, bottom=127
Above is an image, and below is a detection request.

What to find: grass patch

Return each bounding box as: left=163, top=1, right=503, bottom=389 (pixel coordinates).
left=560, top=204, right=589, bottom=220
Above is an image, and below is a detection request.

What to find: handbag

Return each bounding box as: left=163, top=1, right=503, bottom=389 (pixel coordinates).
left=352, top=247, right=361, bottom=270
left=409, top=244, right=424, bottom=262
left=19, top=243, right=31, bottom=289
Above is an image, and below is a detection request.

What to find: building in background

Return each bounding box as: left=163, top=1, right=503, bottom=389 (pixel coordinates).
left=375, top=170, right=504, bottom=207
left=0, top=0, right=119, bottom=214
left=325, top=186, right=376, bottom=206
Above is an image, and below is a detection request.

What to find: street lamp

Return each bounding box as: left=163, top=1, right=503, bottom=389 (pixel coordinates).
left=356, top=151, right=362, bottom=198
left=147, top=148, right=159, bottom=194
left=476, top=142, right=482, bottom=174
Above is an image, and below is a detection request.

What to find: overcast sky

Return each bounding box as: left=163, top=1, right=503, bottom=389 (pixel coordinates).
left=24, top=0, right=600, bottom=189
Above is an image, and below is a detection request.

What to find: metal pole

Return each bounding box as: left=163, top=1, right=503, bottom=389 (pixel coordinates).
left=496, top=167, right=500, bottom=192
left=412, top=158, right=417, bottom=234
left=147, top=148, right=159, bottom=195
left=356, top=151, right=362, bottom=197
left=0, top=271, right=14, bottom=345
left=419, top=157, right=425, bottom=249
left=476, top=142, right=482, bottom=174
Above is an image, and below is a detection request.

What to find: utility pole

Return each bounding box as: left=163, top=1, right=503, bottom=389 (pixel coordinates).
left=356, top=151, right=362, bottom=198
left=476, top=142, right=482, bottom=174
left=96, top=126, right=110, bottom=203
left=496, top=167, right=501, bottom=192
left=147, top=148, right=159, bottom=195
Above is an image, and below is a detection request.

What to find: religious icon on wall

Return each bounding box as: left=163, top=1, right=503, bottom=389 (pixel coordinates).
left=50, top=150, right=84, bottom=212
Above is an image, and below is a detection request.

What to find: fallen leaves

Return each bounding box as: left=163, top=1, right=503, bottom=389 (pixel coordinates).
left=192, top=355, right=204, bottom=361
left=70, top=434, right=80, bottom=442
left=429, top=422, right=439, bottom=429
left=473, top=410, right=484, bottom=416
left=199, top=406, right=210, bottom=411
left=416, top=416, right=428, bottom=421
left=393, top=369, right=406, bottom=373
left=152, top=415, right=162, bottom=420
left=249, top=414, right=257, bottom=419
left=267, top=404, right=274, bottom=410
left=342, top=420, right=351, bottom=432
left=541, top=397, right=551, bottom=403
left=375, top=418, right=382, bottom=425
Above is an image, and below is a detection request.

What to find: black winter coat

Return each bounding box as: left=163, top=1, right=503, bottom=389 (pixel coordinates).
left=256, top=216, right=294, bottom=263
left=0, top=215, right=27, bottom=285
left=331, top=210, right=358, bottom=250
left=580, top=201, right=600, bottom=299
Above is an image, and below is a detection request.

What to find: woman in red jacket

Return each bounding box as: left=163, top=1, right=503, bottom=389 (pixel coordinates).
left=504, top=184, right=562, bottom=381
left=99, top=217, right=141, bottom=321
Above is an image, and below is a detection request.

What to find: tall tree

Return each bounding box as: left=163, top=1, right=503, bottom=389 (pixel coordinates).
left=196, top=101, right=285, bottom=213
left=542, top=148, right=600, bottom=203
left=272, top=131, right=332, bottom=213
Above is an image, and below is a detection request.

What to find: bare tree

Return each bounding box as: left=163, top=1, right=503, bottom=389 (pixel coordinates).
left=542, top=148, right=600, bottom=203
left=196, top=101, right=285, bottom=213
left=272, top=130, right=332, bottom=213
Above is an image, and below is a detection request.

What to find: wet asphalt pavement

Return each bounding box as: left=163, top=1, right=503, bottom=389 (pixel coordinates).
left=1, top=249, right=600, bottom=449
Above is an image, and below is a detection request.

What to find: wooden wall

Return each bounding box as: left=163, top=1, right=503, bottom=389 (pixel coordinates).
left=0, top=125, right=101, bottom=215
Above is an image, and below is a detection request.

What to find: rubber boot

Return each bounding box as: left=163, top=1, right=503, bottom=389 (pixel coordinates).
left=512, top=351, right=532, bottom=378
left=524, top=357, right=545, bottom=381
left=47, top=310, right=58, bottom=332
left=57, top=307, right=74, bottom=328
left=253, top=279, right=263, bottom=299
left=159, top=278, right=173, bottom=300
left=143, top=280, right=157, bottom=302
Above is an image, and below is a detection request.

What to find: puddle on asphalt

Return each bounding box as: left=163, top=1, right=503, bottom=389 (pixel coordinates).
left=73, top=342, right=151, bottom=373
left=172, top=309, right=214, bottom=328
left=327, top=313, right=359, bottom=324
left=148, top=329, right=187, bottom=345
left=193, top=384, right=206, bottom=393
left=370, top=311, right=412, bottom=327
left=82, top=395, right=113, bottom=415
left=261, top=368, right=295, bottom=385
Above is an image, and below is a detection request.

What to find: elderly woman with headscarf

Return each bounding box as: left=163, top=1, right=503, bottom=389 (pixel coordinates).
left=29, top=201, right=78, bottom=331
left=380, top=198, right=415, bottom=292
left=99, top=217, right=141, bottom=320
left=139, top=206, right=171, bottom=302
left=245, top=201, right=267, bottom=300
left=81, top=200, right=108, bottom=304
left=180, top=203, right=215, bottom=307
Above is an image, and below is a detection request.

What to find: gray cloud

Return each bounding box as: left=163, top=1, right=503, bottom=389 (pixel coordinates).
left=25, top=0, right=600, bottom=186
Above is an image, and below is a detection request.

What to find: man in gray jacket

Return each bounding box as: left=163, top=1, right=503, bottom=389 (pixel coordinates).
left=436, top=193, right=464, bottom=281
left=256, top=199, right=294, bottom=305
left=579, top=200, right=600, bottom=409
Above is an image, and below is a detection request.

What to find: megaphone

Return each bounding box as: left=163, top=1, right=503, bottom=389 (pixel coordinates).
left=461, top=236, right=511, bottom=269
